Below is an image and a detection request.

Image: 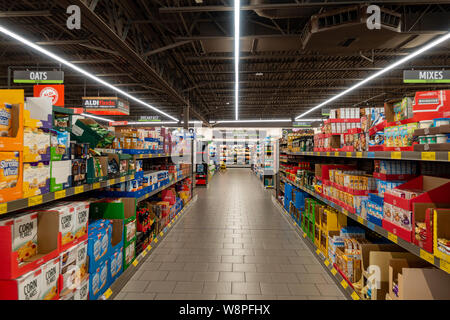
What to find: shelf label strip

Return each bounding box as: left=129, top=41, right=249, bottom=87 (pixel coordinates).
left=419, top=249, right=435, bottom=264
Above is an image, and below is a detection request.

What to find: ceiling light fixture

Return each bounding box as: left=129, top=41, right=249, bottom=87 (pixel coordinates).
left=295, top=32, right=450, bottom=120
left=0, top=25, right=179, bottom=122
left=81, top=113, right=113, bottom=123
left=234, top=0, right=240, bottom=120
left=255, top=72, right=263, bottom=76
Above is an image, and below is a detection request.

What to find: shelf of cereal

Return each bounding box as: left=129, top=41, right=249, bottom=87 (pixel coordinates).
left=0, top=90, right=24, bottom=203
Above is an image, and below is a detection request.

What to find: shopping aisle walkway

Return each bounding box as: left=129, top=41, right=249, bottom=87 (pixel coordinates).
left=115, top=169, right=346, bottom=300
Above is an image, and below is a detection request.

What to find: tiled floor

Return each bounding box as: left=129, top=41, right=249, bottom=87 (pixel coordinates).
left=115, top=169, right=346, bottom=300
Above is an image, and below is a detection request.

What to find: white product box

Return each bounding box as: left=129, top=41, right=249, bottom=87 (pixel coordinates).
left=14, top=212, right=38, bottom=263
left=41, top=258, right=60, bottom=300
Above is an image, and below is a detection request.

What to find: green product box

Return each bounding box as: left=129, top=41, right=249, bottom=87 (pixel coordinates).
left=123, top=240, right=136, bottom=271
left=89, top=198, right=137, bottom=247
left=70, top=118, right=115, bottom=148
left=87, top=156, right=109, bottom=183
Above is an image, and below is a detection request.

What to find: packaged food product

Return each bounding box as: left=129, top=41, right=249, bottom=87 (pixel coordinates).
left=0, top=103, right=12, bottom=137
left=0, top=151, right=19, bottom=190
left=17, top=268, right=42, bottom=300
left=426, top=135, right=437, bottom=144
left=41, top=258, right=59, bottom=300
left=14, top=213, right=38, bottom=263
left=419, top=136, right=427, bottom=144
left=419, top=120, right=433, bottom=129
left=433, top=118, right=450, bottom=127
left=436, top=134, right=450, bottom=144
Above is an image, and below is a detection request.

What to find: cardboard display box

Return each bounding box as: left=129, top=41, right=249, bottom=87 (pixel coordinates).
left=86, top=156, right=108, bottom=183
left=50, top=160, right=71, bottom=192
left=0, top=211, right=60, bottom=280
left=434, top=208, right=450, bottom=263
left=0, top=90, right=24, bottom=151
left=413, top=90, right=450, bottom=121
left=24, top=97, right=52, bottom=129
left=388, top=258, right=449, bottom=300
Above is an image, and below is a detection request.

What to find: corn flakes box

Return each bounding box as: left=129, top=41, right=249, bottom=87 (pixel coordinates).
left=59, top=245, right=78, bottom=296
left=14, top=213, right=38, bottom=263
left=76, top=240, right=88, bottom=282
left=73, top=202, right=89, bottom=239
left=17, top=267, right=42, bottom=300
left=41, top=258, right=59, bottom=300
left=54, top=204, right=75, bottom=246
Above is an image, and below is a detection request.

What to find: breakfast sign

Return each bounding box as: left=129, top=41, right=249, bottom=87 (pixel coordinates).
left=82, top=97, right=130, bottom=115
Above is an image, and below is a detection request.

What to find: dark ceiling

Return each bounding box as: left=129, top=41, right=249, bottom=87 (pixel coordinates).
left=0, top=0, right=449, bottom=123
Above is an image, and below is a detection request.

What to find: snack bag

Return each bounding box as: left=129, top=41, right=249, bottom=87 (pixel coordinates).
left=0, top=151, right=19, bottom=190
left=0, top=103, right=12, bottom=137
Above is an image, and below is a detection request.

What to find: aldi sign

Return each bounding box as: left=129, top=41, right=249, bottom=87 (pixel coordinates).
left=83, top=97, right=130, bottom=115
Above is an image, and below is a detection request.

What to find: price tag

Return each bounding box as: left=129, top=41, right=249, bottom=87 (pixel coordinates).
left=154, top=238, right=158, bottom=243
left=391, top=152, right=401, bottom=159
left=421, top=152, right=436, bottom=161
left=331, top=268, right=337, bottom=276
left=326, top=152, right=330, bottom=156
left=148, top=246, right=152, bottom=252
left=74, top=186, right=84, bottom=194
left=448, top=152, right=450, bottom=161
left=356, top=152, right=362, bottom=158
left=132, top=259, right=138, bottom=267
left=340, top=279, right=349, bottom=289
left=334, top=152, right=339, bottom=157
left=419, top=249, right=435, bottom=264
left=303, top=233, right=307, bottom=238
left=120, top=177, right=126, bottom=183
left=316, top=249, right=320, bottom=255
left=0, top=203, right=7, bottom=215
left=440, top=260, right=450, bottom=274
left=388, top=232, right=398, bottom=243
left=346, top=152, right=351, bottom=157
left=160, top=231, right=164, bottom=237
left=168, top=223, right=172, bottom=228
left=54, top=189, right=66, bottom=200
left=93, top=182, right=101, bottom=190
left=351, top=291, right=360, bottom=300
left=139, top=154, right=144, bottom=159
left=324, top=259, right=330, bottom=266
left=141, top=250, right=147, bottom=257
left=357, top=216, right=364, bottom=225
left=28, top=195, right=43, bottom=207
left=104, top=288, right=113, bottom=299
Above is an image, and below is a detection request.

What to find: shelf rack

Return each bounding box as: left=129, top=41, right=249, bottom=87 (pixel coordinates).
left=279, top=176, right=450, bottom=274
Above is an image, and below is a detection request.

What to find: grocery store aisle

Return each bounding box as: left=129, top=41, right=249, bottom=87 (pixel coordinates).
left=115, top=169, right=346, bottom=300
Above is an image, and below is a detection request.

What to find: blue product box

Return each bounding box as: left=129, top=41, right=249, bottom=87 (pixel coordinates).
left=89, top=259, right=109, bottom=300
left=108, top=243, right=123, bottom=285
left=87, top=220, right=112, bottom=273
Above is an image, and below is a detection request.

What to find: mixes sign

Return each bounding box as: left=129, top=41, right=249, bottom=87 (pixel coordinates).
left=82, top=97, right=130, bottom=115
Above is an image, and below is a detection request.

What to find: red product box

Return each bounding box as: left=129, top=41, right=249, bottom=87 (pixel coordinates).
left=0, top=212, right=60, bottom=280
left=383, top=176, right=450, bottom=212
left=373, top=172, right=417, bottom=181
left=382, top=219, right=412, bottom=243
left=412, top=90, right=450, bottom=121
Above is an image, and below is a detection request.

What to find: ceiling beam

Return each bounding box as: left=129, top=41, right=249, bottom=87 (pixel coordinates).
left=159, top=1, right=446, bottom=13
left=142, top=40, right=192, bottom=57
left=0, top=10, right=52, bottom=18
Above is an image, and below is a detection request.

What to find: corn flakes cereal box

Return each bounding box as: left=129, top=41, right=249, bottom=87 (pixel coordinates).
left=41, top=258, right=59, bottom=300
left=0, top=151, right=19, bottom=190
left=17, top=268, right=42, bottom=300
left=73, top=202, right=89, bottom=239
left=14, top=213, right=38, bottom=263
left=74, top=279, right=89, bottom=300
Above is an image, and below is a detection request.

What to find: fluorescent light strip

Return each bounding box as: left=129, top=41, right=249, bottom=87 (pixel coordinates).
left=213, top=119, right=321, bottom=124
left=295, top=32, right=450, bottom=120
left=81, top=113, right=112, bottom=123
left=234, top=0, right=240, bottom=120
left=0, top=25, right=179, bottom=122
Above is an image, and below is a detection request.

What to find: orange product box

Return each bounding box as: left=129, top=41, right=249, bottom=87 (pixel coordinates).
left=0, top=151, right=23, bottom=202
left=0, top=90, right=24, bottom=151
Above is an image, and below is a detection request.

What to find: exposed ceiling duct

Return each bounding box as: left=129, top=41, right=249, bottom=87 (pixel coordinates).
left=250, top=0, right=318, bottom=19
left=300, top=5, right=446, bottom=52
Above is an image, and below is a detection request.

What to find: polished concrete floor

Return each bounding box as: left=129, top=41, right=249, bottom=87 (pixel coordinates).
left=115, top=169, right=346, bottom=300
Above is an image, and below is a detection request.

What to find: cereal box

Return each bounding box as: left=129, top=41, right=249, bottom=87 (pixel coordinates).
left=89, top=260, right=109, bottom=300
left=54, top=204, right=75, bottom=246
left=59, top=245, right=78, bottom=295
left=41, top=258, right=59, bottom=300
left=17, top=268, right=42, bottom=300
left=14, top=213, right=38, bottom=263
left=76, top=240, right=88, bottom=282
left=73, top=202, right=89, bottom=239
left=74, top=279, right=89, bottom=300
left=0, top=151, right=19, bottom=191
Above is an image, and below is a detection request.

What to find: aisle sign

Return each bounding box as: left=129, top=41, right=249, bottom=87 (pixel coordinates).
left=403, top=70, right=450, bottom=83
left=83, top=97, right=130, bottom=115
left=14, top=70, right=64, bottom=84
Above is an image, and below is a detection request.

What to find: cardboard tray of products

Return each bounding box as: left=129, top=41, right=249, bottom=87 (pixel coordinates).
left=414, top=143, right=450, bottom=151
